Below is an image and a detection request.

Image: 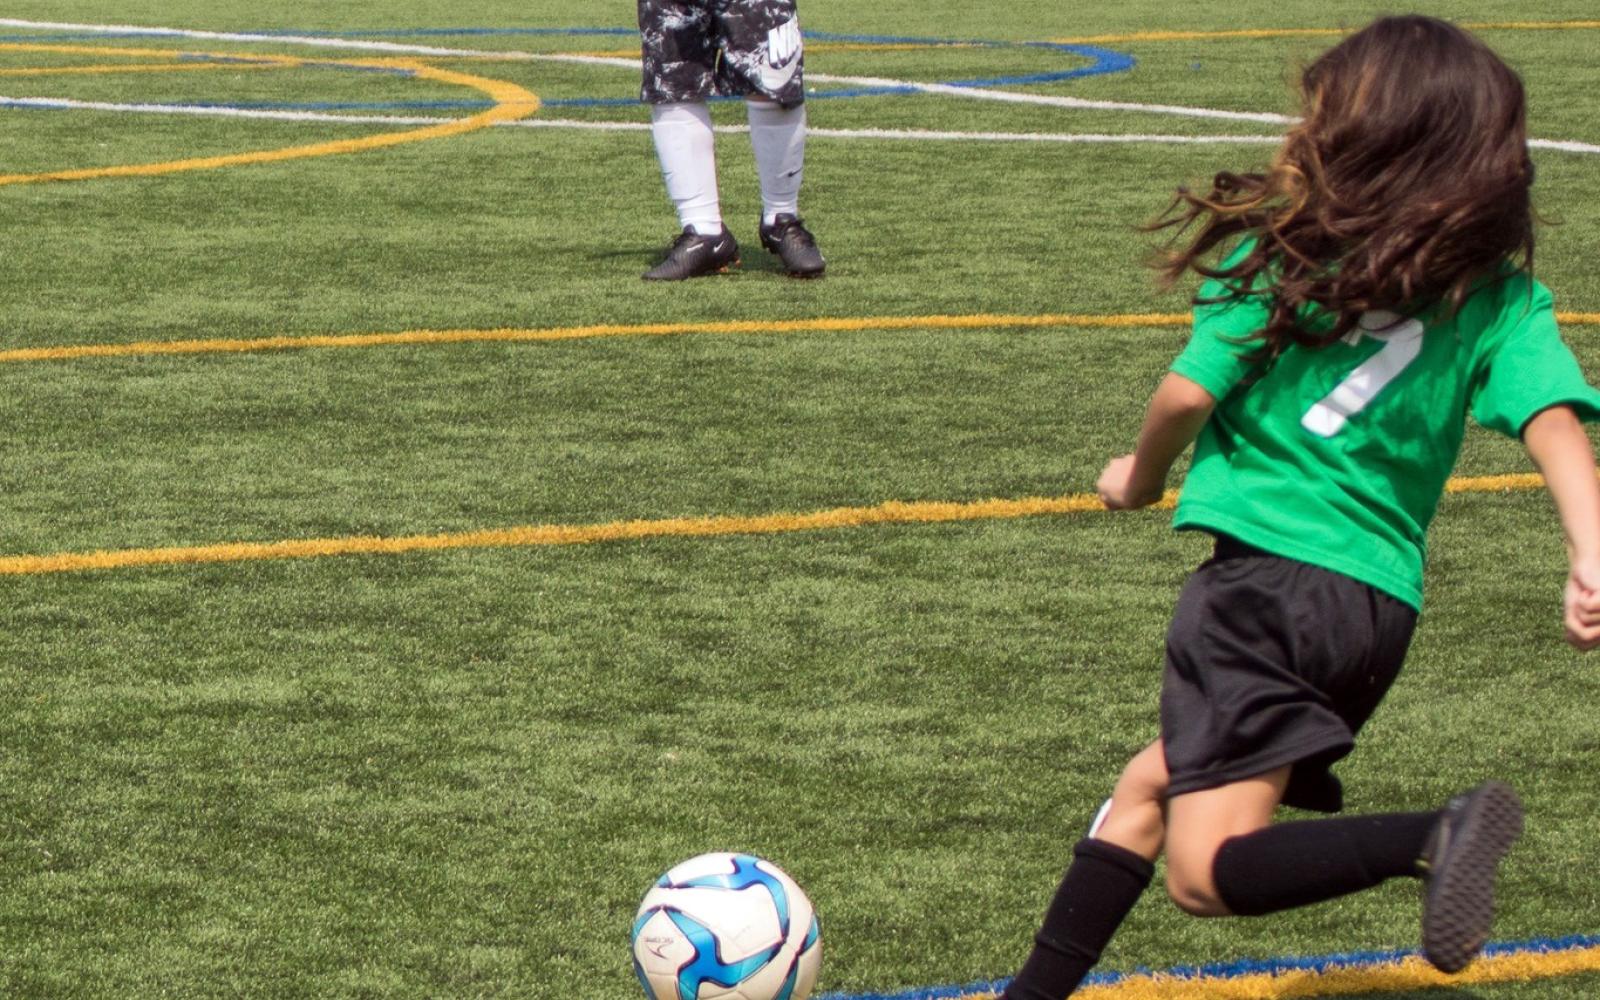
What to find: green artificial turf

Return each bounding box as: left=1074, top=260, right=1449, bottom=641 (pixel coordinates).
left=0, top=3, right=1597, bottom=998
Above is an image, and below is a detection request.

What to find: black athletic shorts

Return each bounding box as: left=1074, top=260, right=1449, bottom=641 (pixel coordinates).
left=1160, top=535, right=1418, bottom=813
left=638, top=0, right=806, bottom=107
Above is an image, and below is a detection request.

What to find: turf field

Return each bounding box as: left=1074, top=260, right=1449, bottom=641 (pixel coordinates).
left=2, top=2, right=1598, bottom=998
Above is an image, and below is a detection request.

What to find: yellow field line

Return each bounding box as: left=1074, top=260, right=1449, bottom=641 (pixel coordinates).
left=0, top=313, right=1191, bottom=363
left=5, top=312, right=1596, bottom=365
left=0, top=43, right=540, bottom=186
left=1053, top=19, right=1600, bottom=45
left=1055, top=28, right=1345, bottom=45
left=1467, top=20, right=1600, bottom=32
left=0, top=472, right=1554, bottom=577
left=957, top=945, right=1600, bottom=999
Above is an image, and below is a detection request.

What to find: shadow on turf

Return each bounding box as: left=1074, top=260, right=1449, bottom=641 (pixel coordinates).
left=598, top=243, right=796, bottom=278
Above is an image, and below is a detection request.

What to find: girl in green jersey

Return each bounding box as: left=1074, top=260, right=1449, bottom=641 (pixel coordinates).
left=1003, top=15, right=1600, bottom=999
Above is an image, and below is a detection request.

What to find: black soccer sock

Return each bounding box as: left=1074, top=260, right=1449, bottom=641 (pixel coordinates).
left=1212, top=811, right=1439, bottom=916
left=1001, top=839, right=1155, bottom=1000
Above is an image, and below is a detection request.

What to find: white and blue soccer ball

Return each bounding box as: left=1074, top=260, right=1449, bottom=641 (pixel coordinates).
left=631, top=852, right=822, bottom=1000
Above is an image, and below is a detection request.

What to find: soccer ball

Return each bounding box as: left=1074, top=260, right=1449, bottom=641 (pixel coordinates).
left=631, top=852, right=822, bottom=1000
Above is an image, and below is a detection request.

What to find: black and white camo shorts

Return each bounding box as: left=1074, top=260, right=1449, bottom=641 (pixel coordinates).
left=638, top=0, right=806, bottom=107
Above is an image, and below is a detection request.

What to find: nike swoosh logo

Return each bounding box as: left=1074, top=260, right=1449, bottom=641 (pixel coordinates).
left=759, top=59, right=799, bottom=92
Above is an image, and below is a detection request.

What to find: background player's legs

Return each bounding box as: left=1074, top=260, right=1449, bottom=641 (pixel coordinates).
left=745, top=97, right=805, bottom=226
left=709, top=0, right=824, bottom=275
left=650, top=101, right=723, bottom=237
left=745, top=96, right=824, bottom=275
left=638, top=0, right=739, bottom=279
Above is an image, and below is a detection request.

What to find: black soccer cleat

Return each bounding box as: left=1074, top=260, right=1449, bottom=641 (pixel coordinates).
left=1417, top=781, right=1524, bottom=974
left=642, top=226, right=740, bottom=281
left=758, top=214, right=825, bottom=278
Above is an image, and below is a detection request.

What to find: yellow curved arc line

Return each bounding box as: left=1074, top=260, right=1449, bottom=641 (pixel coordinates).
left=0, top=44, right=540, bottom=186
left=5, top=311, right=1597, bottom=365
left=0, top=472, right=1557, bottom=577
left=1052, top=19, right=1600, bottom=46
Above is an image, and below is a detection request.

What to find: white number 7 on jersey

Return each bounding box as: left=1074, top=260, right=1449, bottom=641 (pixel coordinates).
left=1301, top=311, right=1425, bottom=437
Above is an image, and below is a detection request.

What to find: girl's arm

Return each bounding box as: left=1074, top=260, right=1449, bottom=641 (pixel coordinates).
left=1522, top=404, right=1600, bottom=651
left=1097, top=372, right=1216, bottom=510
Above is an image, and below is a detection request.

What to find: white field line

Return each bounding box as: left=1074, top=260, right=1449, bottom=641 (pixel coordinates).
left=6, top=96, right=1598, bottom=155
left=0, top=94, right=448, bottom=125
left=0, top=17, right=629, bottom=69
left=0, top=17, right=1293, bottom=123
left=807, top=71, right=1297, bottom=124
left=1, top=19, right=1597, bottom=153
left=0, top=93, right=1277, bottom=141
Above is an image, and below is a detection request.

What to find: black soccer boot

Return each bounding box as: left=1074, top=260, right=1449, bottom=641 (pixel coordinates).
left=758, top=214, right=825, bottom=278
left=1417, top=781, right=1524, bottom=973
left=642, top=226, right=740, bottom=281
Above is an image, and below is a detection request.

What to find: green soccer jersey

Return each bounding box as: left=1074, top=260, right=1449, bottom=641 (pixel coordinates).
left=1170, top=268, right=1600, bottom=610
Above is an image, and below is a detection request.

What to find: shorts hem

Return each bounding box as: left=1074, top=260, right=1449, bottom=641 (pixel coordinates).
left=1166, top=734, right=1353, bottom=809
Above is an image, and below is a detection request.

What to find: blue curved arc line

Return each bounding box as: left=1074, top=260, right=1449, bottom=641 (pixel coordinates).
left=84, top=36, right=1133, bottom=114
left=0, top=27, right=1133, bottom=111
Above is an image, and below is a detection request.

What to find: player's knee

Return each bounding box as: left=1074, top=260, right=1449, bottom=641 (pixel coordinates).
left=1163, top=850, right=1231, bottom=917
left=1164, top=870, right=1230, bottom=917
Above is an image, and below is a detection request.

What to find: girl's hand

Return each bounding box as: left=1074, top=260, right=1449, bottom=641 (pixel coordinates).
left=1097, top=455, right=1164, bottom=510
left=1564, top=555, right=1600, bottom=651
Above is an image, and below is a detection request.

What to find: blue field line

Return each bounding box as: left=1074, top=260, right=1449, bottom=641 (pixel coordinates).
left=816, top=933, right=1600, bottom=1000
left=0, top=31, right=164, bottom=42
left=171, top=53, right=418, bottom=76
left=0, top=26, right=1133, bottom=114
left=246, top=26, right=637, bottom=39
left=0, top=27, right=639, bottom=43
left=0, top=26, right=1133, bottom=105
left=805, top=32, right=1137, bottom=89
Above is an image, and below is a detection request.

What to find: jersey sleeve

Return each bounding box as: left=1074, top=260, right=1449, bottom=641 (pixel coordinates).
left=1170, top=277, right=1268, bottom=402
left=1470, top=281, right=1600, bottom=438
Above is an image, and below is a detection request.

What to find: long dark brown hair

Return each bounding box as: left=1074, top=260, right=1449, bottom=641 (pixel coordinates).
left=1150, top=15, right=1535, bottom=358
